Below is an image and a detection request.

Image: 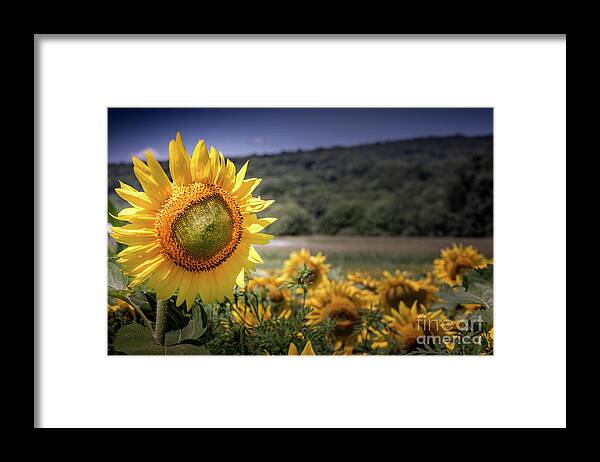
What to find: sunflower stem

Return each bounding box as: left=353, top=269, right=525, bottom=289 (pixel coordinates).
left=302, top=287, right=307, bottom=311
left=154, top=299, right=168, bottom=346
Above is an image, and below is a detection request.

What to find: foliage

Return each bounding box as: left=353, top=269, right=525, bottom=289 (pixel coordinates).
left=113, top=323, right=208, bottom=355
left=109, top=135, right=493, bottom=237
left=198, top=303, right=336, bottom=356
left=267, top=201, right=315, bottom=235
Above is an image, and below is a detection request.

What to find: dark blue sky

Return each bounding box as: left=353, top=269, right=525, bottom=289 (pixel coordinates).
left=108, top=108, right=492, bottom=163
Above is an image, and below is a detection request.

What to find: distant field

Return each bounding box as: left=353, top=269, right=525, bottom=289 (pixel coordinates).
left=259, top=235, right=493, bottom=276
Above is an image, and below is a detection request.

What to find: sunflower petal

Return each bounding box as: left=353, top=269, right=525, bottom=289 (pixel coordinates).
left=169, top=133, right=192, bottom=186
left=232, top=161, right=249, bottom=192
left=176, top=271, right=192, bottom=307
left=133, top=166, right=165, bottom=206
left=301, top=340, right=316, bottom=356
left=145, top=151, right=173, bottom=194
left=236, top=268, right=246, bottom=288
left=197, top=275, right=211, bottom=303
left=247, top=217, right=277, bottom=233
left=288, top=343, right=298, bottom=355
left=190, top=139, right=209, bottom=182
left=115, top=184, right=156, bottom=210
left=248, top=245, right=264, bottom=264
left=185, top=275, right=198, bottom=310
left=250, top=232, right=273, bottom=246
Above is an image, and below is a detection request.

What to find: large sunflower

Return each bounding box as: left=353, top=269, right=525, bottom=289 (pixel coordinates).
left=373, top=301, right=457, bottom=353
left=433, top=244, right=490, bottom=286
left=306, top=280, right=370, bottom=351
left=282, top=248, right=330, bottom=289
left=377, top=270, right=438, bottom=312
left=110, top=132, right=276, bottom=308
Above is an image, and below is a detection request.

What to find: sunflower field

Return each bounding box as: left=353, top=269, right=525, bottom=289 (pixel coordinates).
left=108, top=133, right=493, bottom=356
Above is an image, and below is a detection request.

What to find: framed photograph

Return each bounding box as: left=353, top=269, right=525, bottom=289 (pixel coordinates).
left=35, top=35, right=566, bottom=428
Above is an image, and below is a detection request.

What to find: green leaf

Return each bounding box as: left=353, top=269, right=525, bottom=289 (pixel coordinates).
left=433, top=285, right=480, bottom=310
left=107, top=260, right=128, bottom=292
left=112, top=323, right=208, bottom=355
left=462, top=265, right=493, bottom=311
left=128, top=289, right=156, bottom=316
left=463, top=264, right=493, bottom=288
left=433, top=265, right=493, bottom=312
left=164, top=302, right=208, bottom=347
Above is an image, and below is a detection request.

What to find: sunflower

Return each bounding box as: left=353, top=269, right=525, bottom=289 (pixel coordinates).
left=247, top=271, right=289, bottom=305
left=373, top=301, right=457, bottom=353
left=433, top=244, right=490, bottom=286
left=288, top=340, right=316, bottom=355
left=110, top=133, right=276, bottom=308
left=306, top=280, right=370, bottom=351
left=282, top=248, right=330, bottom=289
left=377, top=270, right=438, bottom=312
left=346, top=271, right=379, bottom=293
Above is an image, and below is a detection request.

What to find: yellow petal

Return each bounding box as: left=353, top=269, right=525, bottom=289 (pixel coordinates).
left=301, top=340, right=316, bottom=356
left=116, top=207, right=155, bottom=224
left=190, top=139, right=208, bottom=182
left=288, top=343, right=298, bottom=355
left=117, top=242, right=160, bottom=258
left=211, top=267, right=226, bottom=302
left=185, top=275, right=198, bottom=310
left=176, top=132, right=190, bottom=157
left=232, top=161, right=249, bottom=192
left=111, top=231, right=155, bottom=246
left=234, top=178, right=262, bottom=201
left=243, top=198, right=275, bottom=213
left=236, top=268, right=246, bottom=288
left=218, top=159, right=237, bottom=190
left=216, top=266, right=234, bottom=301
left=214, top=151, right=227, bottom=186
left=204, top=271, right=216, bottom=304
left=248, top=245, right=264, bottom=264
left=132, top=157, right=151, bottom=176
left=207, top=146, right=220, bottom=183
left=169, top=133, right=192, bottom=186
left=197, top=275, right=210, bottom=303
left=176, top=271, right=192, bottom=307
left=133, top=166, right=165, bottom=206
left=249, top=232, right=273, bottom=246
left=145, top=151, right=173, bottom=194
left=155, top=266, right=183, bottom=301
left=115, top=184, right=156, bottom=210
left=247, top=217, right=277, bottom=233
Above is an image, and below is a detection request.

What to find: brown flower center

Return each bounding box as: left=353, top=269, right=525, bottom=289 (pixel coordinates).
left=155, top=183, right=243, bottom=272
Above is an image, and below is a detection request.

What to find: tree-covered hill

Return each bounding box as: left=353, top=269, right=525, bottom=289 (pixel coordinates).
left=108, top=135, right=493, bottom=237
